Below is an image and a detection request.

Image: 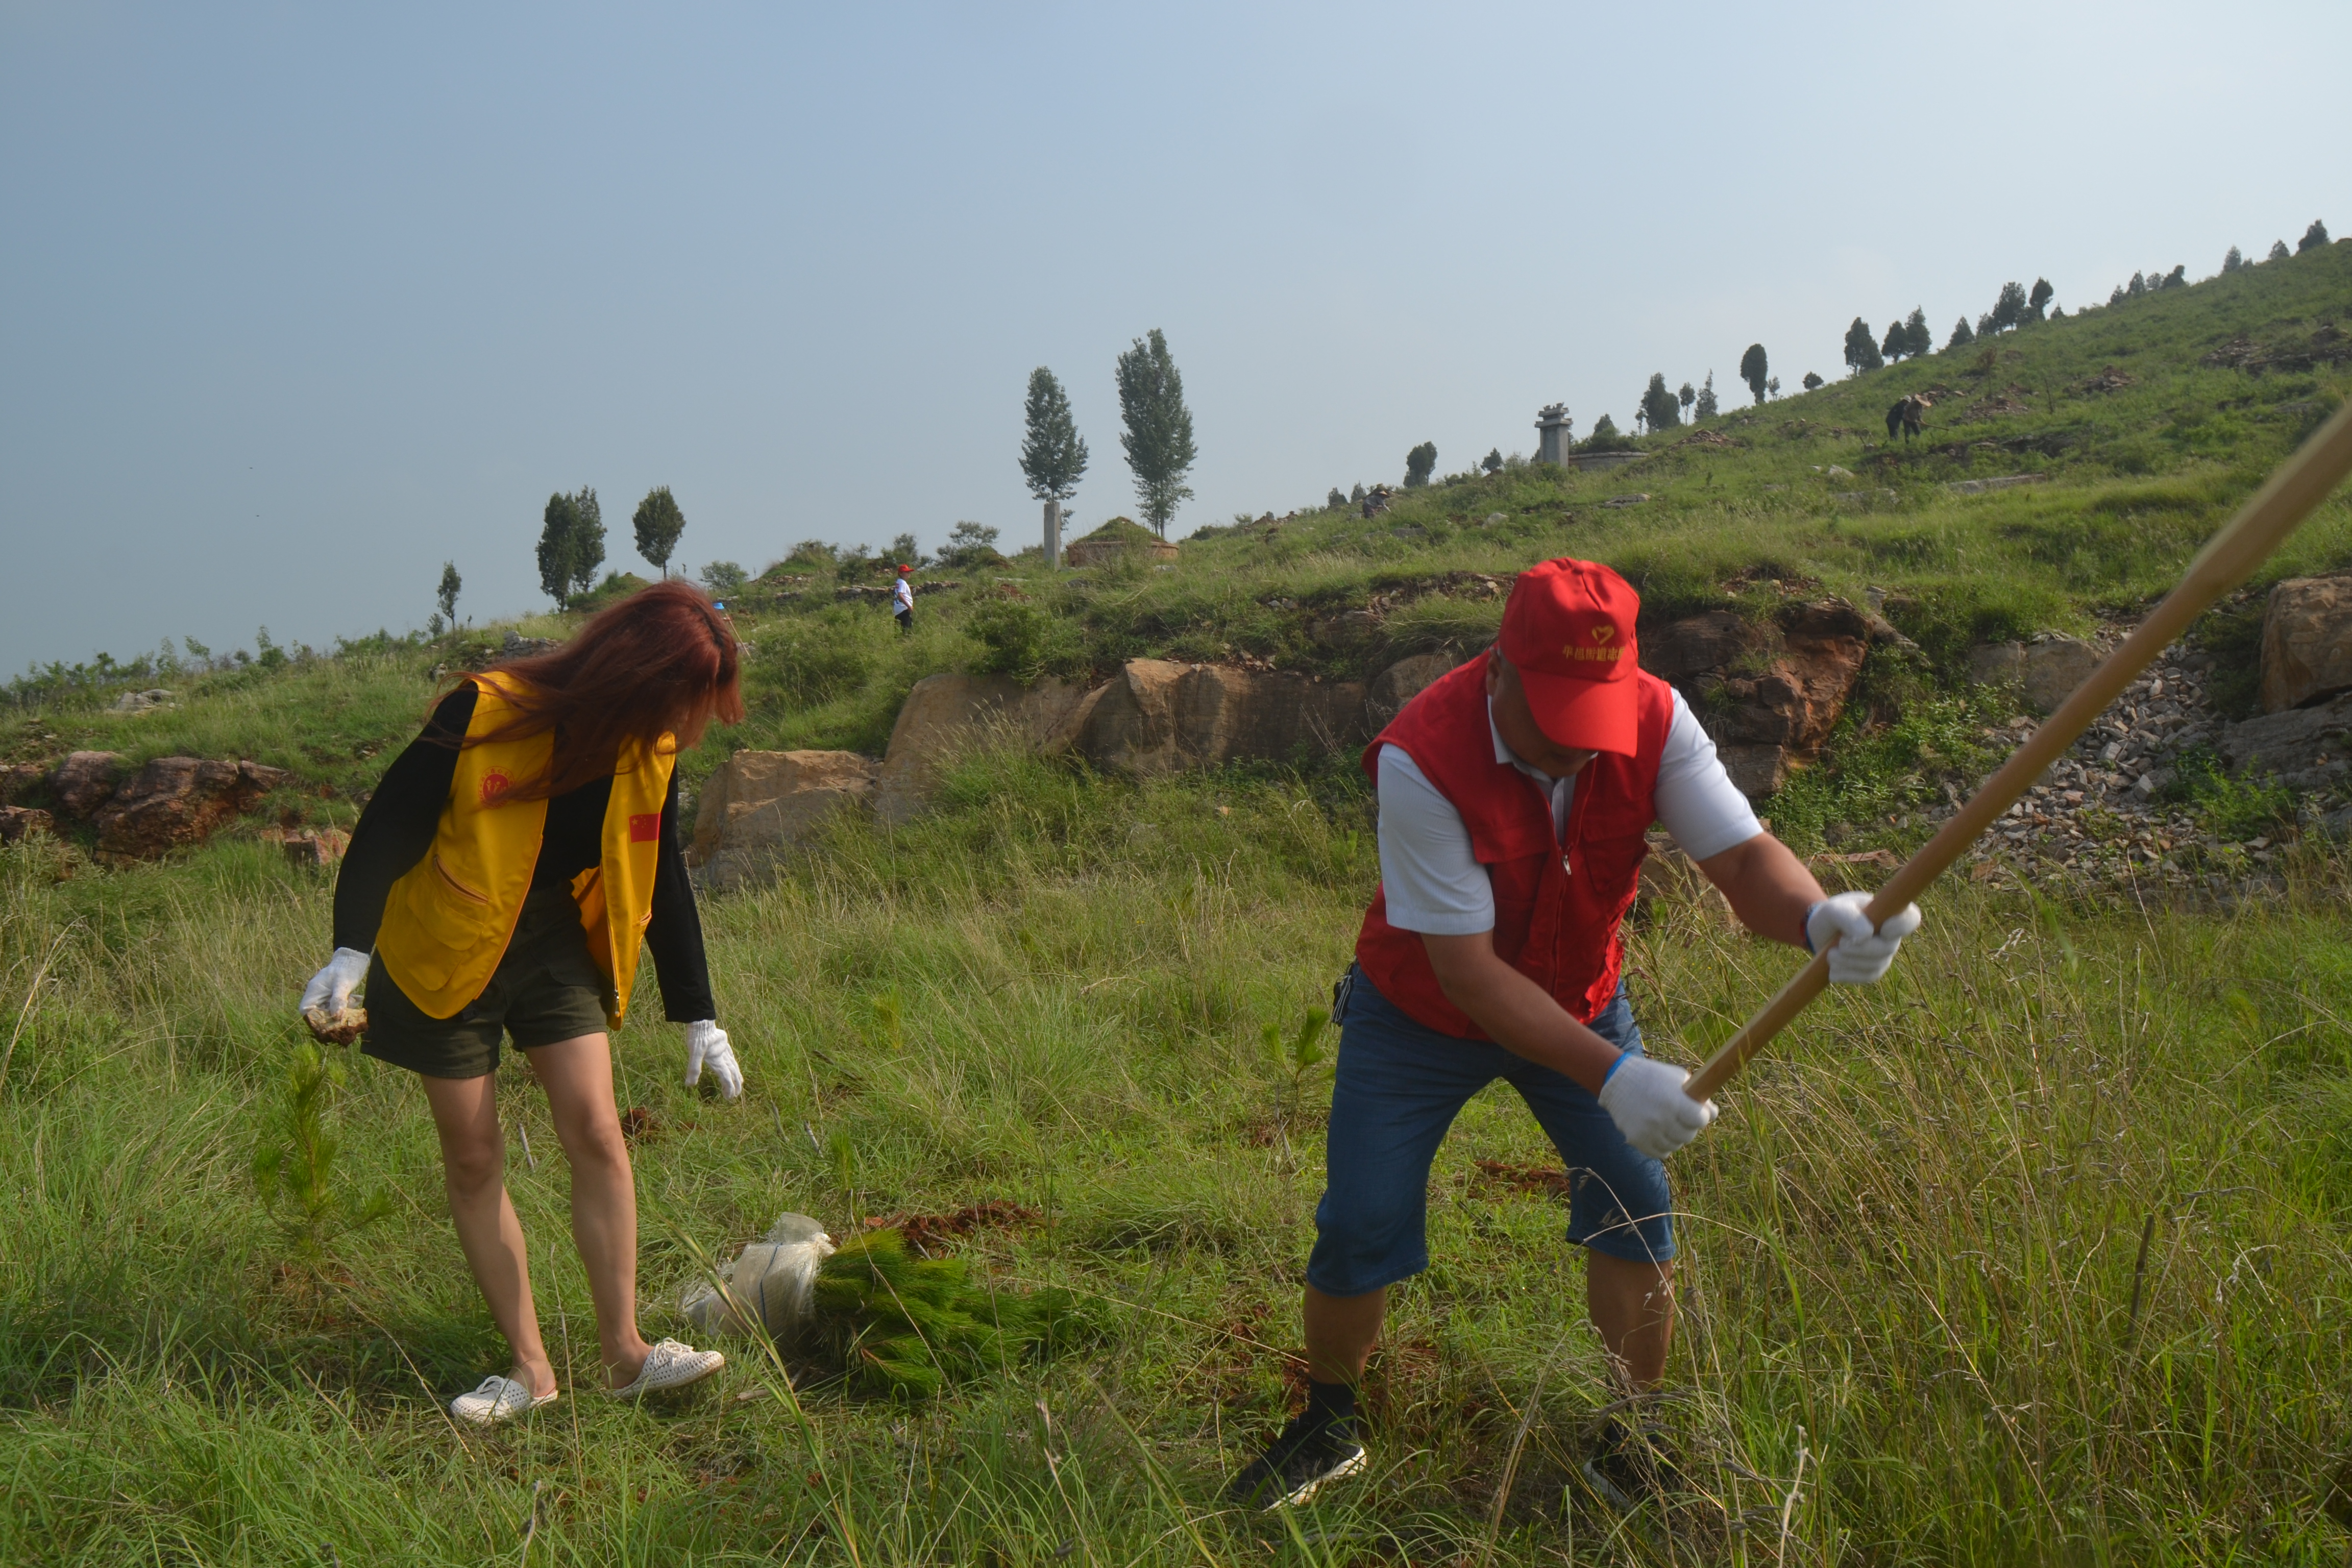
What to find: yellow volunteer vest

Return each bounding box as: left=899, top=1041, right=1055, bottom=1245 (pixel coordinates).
left=375, top=673, right=677, bottom=1029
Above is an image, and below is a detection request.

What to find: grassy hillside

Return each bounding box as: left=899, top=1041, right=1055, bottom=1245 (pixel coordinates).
left=4, top=237, right=2352, bottom=1565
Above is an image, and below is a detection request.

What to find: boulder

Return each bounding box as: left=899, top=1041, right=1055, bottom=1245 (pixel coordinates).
left=690, top=749, right=877, bottom=881
left=0, top=763, right=46, bottom=804
left=1063, top=660, right=1369, bottom=776
left=1717, top=744, right=1790, bottom=799
left=1638, top=602, right=1878, bottom=801
left=874, top=675, right=1094, bottom=825
left=1363, top=652, right=1461, bottom=729
left=2219, top=692, right=2352, bottom=785
left=0, top=806, right=54, bottom=845
left=51, top=751, right=125, bottom=818
left=1966, top=635, right=2099, bottom=714
left=2259, top=575, right=2352, bottom=713
left=1641, top=609, right=1751, bottom=680
left=90, top=757, right=293, bottom=861
left=110, top=688, right=176, bottom=713
left=279, top=828, right=351, bottom=869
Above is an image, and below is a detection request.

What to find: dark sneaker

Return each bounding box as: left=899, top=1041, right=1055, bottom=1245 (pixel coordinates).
left=1226, top=1416, right=1367, bottom=1509
left=1580, top=1418, right=1684, bottom=1511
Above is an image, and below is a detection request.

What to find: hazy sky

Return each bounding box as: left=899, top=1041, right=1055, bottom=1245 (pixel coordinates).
left=4, top=2, right=2347, bottom=673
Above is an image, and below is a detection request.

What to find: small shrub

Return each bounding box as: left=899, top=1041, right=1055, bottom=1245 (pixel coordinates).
left=252, top=1041, right=391, bottom=1266
left=2162, top=744, right=2297, bottom=839
left=810, top=1229, right=1098, bottom=1400
left=966, top=594, right=1087, bottom=682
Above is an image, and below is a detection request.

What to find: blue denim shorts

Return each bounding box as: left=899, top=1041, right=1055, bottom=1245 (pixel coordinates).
left=1305, top=966, right=1675, bottom=1296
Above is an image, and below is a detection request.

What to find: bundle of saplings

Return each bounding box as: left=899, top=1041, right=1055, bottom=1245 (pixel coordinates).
left=809, top=1228, right=1099, bottom=1399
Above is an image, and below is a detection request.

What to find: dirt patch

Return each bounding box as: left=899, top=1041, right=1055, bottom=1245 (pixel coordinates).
left=2203, top=324, right=2350, bottom=374
left=1674, top=428, right=1738, bottom=451
left=1469, top=1158, right=1578, bottom=1202
left=863, top=1198, right=1039, bottom=1256
left=2079, top=365, right=2137, bottom=394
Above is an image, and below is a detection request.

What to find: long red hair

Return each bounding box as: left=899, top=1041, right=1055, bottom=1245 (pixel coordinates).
left=443, top=580, right=745, bottom=801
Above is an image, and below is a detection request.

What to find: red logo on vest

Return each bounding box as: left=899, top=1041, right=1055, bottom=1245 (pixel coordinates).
left=478, top=770, right=511, bottom=805
left=629, top=813, right=661, bottom=843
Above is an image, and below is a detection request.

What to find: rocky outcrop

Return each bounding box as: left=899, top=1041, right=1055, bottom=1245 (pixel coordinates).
left=874, top=675, right=1095, bottom=825
left=278, top=828, right=350, bottom=869
left=1641, top=600, right=1890, bottom=799
left=91, top=757, right=293, bottom=861
left=1968, top=635, right=2101, bottom=715
left=1364, top=652, right=1461, bottom=730
left=2221, top=693, right=2352, bottom=789
left=2259, top=575, right=2352, bottom=713
left=690, top=749, right=877, bottom=886
left=1057, top=660, right=1367, bottom=775
left=51, top=752, right=125, bottom=817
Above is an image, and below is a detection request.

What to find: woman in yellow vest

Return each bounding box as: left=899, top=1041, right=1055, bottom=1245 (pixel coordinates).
left=299, top=581, right=747, bottom=1426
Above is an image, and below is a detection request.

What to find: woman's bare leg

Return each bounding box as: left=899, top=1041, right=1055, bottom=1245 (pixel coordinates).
left=419, top=1071, right=557, bottom=1398
left=525, top=1033, right=654, bottom=1389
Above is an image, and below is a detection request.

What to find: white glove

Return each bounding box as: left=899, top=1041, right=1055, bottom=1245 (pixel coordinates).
left=684, top=1020, right=743, bottom=1099
left=300, top=948, right=370, bottom=1017
left=1805, top=891, right=1924, bottom=984
left=1597, top=1054, right=1717, bottom=1159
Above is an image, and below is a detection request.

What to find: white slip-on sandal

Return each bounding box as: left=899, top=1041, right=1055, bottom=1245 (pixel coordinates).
left=449, top=1375, right=559, bottom=1427
left=608, top=1338, right=725, bottom=1399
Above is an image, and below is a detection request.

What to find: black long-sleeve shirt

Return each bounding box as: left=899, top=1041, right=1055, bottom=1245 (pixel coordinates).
left=333, top=686, right=715, bottom=1022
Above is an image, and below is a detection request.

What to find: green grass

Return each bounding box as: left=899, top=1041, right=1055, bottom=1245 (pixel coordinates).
left=7, top=754, right=2352, bottom=1563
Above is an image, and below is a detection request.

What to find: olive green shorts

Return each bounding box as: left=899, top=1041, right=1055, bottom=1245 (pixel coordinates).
left=361, top=887, right=614, bottom=1080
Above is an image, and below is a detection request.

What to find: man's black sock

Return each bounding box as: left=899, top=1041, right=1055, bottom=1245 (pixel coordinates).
left=1303, top=1379, right=1357, bottom=1437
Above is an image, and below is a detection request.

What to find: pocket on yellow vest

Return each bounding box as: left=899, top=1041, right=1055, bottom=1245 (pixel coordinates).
left=388, top=853, right=507, bottom=990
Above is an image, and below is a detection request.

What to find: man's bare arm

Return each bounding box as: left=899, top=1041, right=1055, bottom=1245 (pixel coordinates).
left=1693, top=831, right=1825, bottom=947
left=1418, top=932, right=1623, bottom=1093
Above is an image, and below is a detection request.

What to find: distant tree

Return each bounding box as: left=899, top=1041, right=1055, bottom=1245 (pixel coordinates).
left=1739, top=343, right=1770, bottom=404
left=1631, top=407, right=1647, bottom=436
left=1843, top=318, right=1882, bottom=375
left=1977, top=312, right=1997, bottom=338
left=1766, top=375, right=1780, bottom=398
left=1585, top=412, right=1624, bottom=447
left=1402, top=441, right=1438, bottom=487
left=2222, top=245, right=2245, bottom=273
left=2268, top=239, right=2292, bottom=262
left=1694, top=372, right=1718, bottom=421
left=1946, top=315, right=1974, bottom=351
left=1350, top=482, right=1366, bottom=504
left=1480, top=448, right=1503, bottom=475
left=2050, top=304, right=2067, bottom=320
left=1640, top=372, right=1682, bottom=428
left=701, top=560, right=747, bottom=597
left=888, top=531, right=925, bottom=568
left=436, top=561, right=461, bottom=625
left=1801, top=371, right=1823, bottom=391
left=1017, top=366, right=1088, bottom=505
left=536, top=486, right=603, bottom=606
left=2126, top=271, right=2147, bottom=297
left=1991, top=281, right=2028, bottom=332
left=1880, top=322, right=1907, bottom=363
left=2109, top=284, right=2125, bottom=305
left=631, top=486, right=686, bottom=577
left=1328, top=486, right=1348, bottom=509
left=938, top=520, right=1001, bottom=568
left=2027, top=278, right=2054, bottom=322
left=1902, top=307, right=1932, bottom=358
left=2300, top=219, right=2331, bottom=254
left=1677, top=381, right=1697, bottom=421
left=2161, top=264, right=2187, bottom=289
left=1114, top=329, right=1197, bottom=536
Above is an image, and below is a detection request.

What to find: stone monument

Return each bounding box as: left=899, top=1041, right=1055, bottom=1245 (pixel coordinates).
left=1535, top=404, right=1574, bottom=466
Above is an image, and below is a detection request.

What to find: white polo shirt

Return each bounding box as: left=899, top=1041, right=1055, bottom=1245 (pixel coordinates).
left=1375, top=689, right=1760, bottom=936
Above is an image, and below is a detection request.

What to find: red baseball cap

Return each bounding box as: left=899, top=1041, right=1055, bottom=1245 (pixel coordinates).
left=1498, top=558, right=1641, bottom=754
left=898, top=564, right=913, bottom=574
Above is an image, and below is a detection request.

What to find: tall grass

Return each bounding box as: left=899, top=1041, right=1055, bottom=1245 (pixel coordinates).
left=4, top=754, right=2350, bottom=1563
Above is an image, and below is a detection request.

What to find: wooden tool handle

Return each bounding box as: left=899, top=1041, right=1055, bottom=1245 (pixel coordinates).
left=1686, top=398, right=2352, bottom=1104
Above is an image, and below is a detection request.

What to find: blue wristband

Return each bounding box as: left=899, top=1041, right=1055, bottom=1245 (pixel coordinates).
left=1601, top=1050, right=1633, bottom=1085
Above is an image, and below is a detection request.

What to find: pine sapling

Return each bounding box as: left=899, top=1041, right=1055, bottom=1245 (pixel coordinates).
left=252, top=1040, right=390, bottom=1266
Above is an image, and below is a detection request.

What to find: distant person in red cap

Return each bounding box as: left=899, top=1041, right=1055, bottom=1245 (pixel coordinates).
left=892, top=565, right=916, bottom=635
left=1228, top=557, right=1921, bottom=1511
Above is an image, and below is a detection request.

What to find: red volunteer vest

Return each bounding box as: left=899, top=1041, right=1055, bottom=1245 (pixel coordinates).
left=1354, top=654, right=1674, bottom=1038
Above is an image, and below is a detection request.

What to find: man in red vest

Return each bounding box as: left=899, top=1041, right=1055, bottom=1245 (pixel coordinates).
left=1228, top=557, right=1921, bottom=1510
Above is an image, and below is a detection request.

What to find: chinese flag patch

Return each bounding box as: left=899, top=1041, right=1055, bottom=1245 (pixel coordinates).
left=628, top=812, right=661, bottom=843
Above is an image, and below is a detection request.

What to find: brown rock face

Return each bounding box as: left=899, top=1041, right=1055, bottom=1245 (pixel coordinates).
left=1364, top=652, right=1461, bottom=730
left=1967, top=635, right=2099, bottom=715
left=280, top=828, right=351, bottom=869
left=51, top=751, right=126, bottom=818
left=1063, top=660, right=1368, bottom=775
left=2221, top=692, right=2352, bottom=782
left=90, top=757, right=293, bottom=860
left=0, top=763, right=47, bottom=804
left=2260, top=575, right=2352, bottom=713
left=690, top=749, right=877, bottom=881
left=0, top=806, right=55, bottom=844
left=1642, top=600, right=1876, bottom=799
left=874, top=675, right=1094, bottom=825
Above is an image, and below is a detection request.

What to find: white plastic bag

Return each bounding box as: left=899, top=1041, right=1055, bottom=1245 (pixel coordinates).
left=681, top=1212, right=836, bottom=1340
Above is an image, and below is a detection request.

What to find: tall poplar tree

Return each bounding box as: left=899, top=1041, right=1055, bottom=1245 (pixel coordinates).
left=1115, top=329, right=1197, bottom=537
left=1017, top=367, right=1089, bottom=503
left=632, top=486, right=686, bottom=577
